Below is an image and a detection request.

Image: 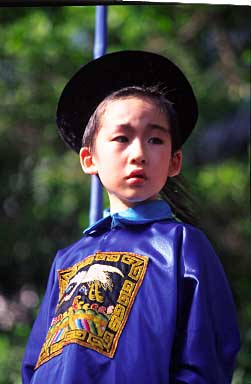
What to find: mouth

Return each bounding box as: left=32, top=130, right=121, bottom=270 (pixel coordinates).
left=126, top=170, right=147, bottom=181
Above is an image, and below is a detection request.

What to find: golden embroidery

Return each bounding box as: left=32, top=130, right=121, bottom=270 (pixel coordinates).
left=88, top=281, right=104, bottom=303
left=35, top=252, right=148, bottom=369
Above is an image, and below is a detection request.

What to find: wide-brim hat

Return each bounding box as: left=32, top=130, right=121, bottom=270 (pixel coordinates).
left=57, top=50, right=198, bottom=153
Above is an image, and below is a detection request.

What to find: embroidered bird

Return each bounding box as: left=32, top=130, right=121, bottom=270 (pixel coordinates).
left=62, top=264, right=124, bottom=303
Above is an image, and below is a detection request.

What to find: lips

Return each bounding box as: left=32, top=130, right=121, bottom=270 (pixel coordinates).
left=126, top=170, right=147, bottom=181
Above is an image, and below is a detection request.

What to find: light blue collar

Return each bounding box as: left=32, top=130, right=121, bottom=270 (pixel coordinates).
left=84, top=200, right=173, bottom=236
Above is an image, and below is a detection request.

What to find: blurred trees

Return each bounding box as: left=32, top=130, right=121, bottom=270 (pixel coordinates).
left=0, top=4, right=250, bottom=383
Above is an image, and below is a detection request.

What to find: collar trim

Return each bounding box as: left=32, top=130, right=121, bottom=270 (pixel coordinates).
left=84, top=200, right=173, bottom=236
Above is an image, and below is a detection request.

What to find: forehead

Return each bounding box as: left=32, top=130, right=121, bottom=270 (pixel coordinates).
left=100, top=95, right=169, bottom=124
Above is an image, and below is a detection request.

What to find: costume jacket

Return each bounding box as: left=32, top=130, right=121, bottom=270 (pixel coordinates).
left=22, top=200, right=240, bottom=384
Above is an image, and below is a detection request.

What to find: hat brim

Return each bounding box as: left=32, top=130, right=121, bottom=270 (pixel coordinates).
left=57, top=50, right=198, bottom=153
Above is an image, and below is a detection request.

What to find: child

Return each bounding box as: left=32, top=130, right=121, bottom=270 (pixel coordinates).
left=22, top=50, right=240, bottom=384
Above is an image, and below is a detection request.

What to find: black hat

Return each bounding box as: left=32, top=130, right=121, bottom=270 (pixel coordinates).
left=57, top=50, right=198, bottom=153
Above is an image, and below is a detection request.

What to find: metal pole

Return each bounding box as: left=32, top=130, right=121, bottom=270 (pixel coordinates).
left=89, top=5, right=108, bottom=225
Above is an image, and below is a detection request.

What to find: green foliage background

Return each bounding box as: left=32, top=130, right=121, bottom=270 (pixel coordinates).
left=0, top=5, right=250, bottom=383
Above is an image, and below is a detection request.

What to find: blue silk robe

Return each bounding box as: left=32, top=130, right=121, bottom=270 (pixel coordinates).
left=22, top=200, right=240, bottom=383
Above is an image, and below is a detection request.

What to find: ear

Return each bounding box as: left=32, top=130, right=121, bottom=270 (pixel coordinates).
left=168, top=150, right=182, bottom=177
left=79, top=147, right=98, bottom=175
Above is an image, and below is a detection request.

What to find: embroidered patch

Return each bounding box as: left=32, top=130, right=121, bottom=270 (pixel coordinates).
left=35, top=252, right=148, bottom=368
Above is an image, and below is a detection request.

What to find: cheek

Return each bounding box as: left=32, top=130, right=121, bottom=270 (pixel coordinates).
left=155, top=154, right=172, bottom=180
left=90, top=141, right=106, bottom=166
left=160, top=167, right=170, bottom=183
left=153, top=146, right=171, bottom=164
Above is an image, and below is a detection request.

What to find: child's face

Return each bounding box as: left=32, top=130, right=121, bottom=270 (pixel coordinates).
left=80, top=96, right=182, bottom=213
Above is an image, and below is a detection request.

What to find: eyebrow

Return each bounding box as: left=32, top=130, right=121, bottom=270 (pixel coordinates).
left=115, top=123, right=170, bottom=134
left=149, top=124, right=170, bottom=133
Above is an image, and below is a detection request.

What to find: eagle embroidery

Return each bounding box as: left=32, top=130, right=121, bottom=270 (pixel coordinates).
left=59, top=264, right=124, bottom=304
left=35, top=252, right=148, bottom=368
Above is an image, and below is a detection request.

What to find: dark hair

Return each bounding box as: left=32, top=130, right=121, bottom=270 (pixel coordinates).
left=82, top=86, right=198, bottom=226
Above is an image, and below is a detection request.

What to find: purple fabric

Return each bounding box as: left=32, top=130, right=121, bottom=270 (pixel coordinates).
left=22, top=201, right=240, bottom=384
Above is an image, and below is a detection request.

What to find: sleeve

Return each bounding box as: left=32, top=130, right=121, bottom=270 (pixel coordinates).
left=21, top=254, right=60, bottom=384
left=170, top=226, right=240, bottom=384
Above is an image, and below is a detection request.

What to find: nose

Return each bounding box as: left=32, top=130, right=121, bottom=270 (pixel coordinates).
left=129, top=139, right=146, bottom=164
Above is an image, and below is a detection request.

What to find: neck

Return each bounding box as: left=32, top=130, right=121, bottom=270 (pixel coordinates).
left=109, top=197, right=159, bottom=215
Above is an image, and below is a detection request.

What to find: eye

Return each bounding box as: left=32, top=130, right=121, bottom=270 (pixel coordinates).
left=113, top=135, right=128, bottom=143
left=148, top=137, right=164, bottom=145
